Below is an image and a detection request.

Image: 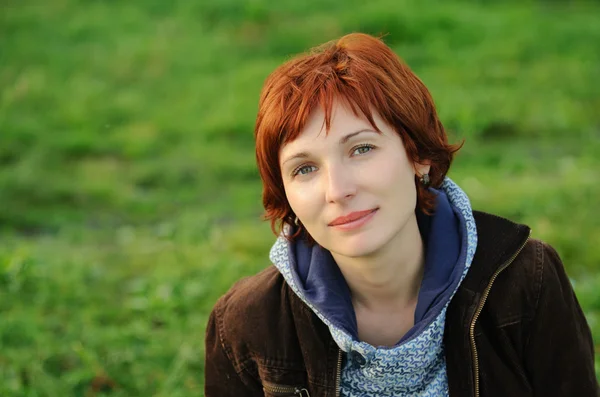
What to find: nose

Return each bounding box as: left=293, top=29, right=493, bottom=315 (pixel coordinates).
left=324, top=162, right=356, bottom=203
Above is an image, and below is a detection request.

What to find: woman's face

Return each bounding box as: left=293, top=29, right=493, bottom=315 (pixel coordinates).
left=279, top=100, right=430, bottom=258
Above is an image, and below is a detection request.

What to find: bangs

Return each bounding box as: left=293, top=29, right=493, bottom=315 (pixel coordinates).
left=262, top=46, right=391, bottom=149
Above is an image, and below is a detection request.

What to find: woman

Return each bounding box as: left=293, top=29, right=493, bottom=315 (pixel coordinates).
left=204, top=33, right=597, bottom=396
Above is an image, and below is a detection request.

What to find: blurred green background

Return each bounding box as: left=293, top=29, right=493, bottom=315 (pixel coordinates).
left=1, top=0, right=599, bottom=395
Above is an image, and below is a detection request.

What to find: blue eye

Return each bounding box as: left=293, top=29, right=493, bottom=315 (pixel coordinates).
left=293, top=165, right=317, bottom=176
left=352, top=144, right=375, bottom=156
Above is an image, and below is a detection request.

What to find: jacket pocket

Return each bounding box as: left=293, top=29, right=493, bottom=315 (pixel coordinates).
left=262, top=380, right=310, bottom=396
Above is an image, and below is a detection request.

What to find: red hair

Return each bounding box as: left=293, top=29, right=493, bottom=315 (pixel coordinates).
left=254, top=33, right=461, bottom=240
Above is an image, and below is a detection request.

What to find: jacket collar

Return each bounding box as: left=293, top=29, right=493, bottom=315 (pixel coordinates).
left=462, top=211, right=531, bottom=294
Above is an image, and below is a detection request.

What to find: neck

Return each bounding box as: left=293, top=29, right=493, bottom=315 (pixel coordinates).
left=332, top=212, right=425, bottom=312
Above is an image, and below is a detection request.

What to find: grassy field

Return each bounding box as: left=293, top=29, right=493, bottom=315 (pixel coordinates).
left=1, top=0, right=599, bottom=395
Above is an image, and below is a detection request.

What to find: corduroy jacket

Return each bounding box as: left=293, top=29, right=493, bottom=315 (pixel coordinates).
left=204, top=211, right=598, bottom=396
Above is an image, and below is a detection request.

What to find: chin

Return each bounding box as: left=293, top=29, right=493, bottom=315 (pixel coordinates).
left=327, top=232, right=386, bottom=258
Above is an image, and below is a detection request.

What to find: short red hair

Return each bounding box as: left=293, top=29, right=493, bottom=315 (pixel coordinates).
left=254, top=33, right=461, bottom=240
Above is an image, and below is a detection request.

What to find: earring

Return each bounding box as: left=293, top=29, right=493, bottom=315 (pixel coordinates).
left=294, top=216, right=300, bottom=226
left=419, top=173, right=430, bottom=186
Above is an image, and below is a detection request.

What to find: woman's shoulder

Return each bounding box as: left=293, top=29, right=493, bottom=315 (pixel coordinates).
left=208, top=265, right=304, bottom=347
left=469, top=211, right=572, bottom=317
left=205, top=266, right=304, bottom=385
left=483, top=237, right=571, bottom=326
left=206, top=266, right=310, bottom=370
left=212, top=265, right=287, bottom=319
left=472, top=209, right=566, bottom=289
left=469, top=211, right=567, bottom=284
left=504, top=237, right=570, bottom=296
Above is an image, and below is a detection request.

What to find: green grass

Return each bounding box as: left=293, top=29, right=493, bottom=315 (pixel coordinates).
left=1, top=0, right=599, bottom=394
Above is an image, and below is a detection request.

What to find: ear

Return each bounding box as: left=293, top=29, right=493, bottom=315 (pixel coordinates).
left=414, top=160, right=431, bottom=177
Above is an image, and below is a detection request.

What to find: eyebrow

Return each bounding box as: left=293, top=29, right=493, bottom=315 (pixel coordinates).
left=339, top=128, right=377, bottom=144
left=281, top=128, right=377, bottom=167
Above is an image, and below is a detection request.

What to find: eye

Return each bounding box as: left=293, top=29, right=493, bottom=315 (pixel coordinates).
left=292, top=164, right=317, bottom=177
left=351, top=144, right=375, bottom=156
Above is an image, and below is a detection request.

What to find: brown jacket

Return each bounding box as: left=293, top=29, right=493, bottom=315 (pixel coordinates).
left=205, top=211, right=598, bottom=396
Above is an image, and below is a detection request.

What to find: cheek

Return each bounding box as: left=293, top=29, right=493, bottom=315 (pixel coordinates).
left=370, top=160, right=418, bottom=207
left=284, top=184, right=319, bottom=218
left=368, top=157, right=415, bottom=190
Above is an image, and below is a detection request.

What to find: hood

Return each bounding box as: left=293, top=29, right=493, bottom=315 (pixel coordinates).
left=269, top=177, right=477, bottom=350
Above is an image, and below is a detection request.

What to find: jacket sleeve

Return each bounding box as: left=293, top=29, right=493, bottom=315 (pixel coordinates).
left=204, top=302, right=260, bottom=396
left=524, top=241, right=598, bottom=396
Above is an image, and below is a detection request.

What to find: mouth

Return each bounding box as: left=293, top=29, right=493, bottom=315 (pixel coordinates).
left=328, top=208, right=379, bottom=228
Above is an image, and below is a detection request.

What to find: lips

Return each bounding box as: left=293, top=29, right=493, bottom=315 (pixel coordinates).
left=328, top=208, right=378, bottom=226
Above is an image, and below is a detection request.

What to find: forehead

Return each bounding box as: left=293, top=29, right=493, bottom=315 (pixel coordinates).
left=281, top=101, right=381, bottom=152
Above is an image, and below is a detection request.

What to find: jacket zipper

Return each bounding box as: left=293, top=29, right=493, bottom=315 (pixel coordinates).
left=263, top=380, right=310, bottom=396
left=335, top=348, right=342, bottom=396
left=469, top=231, right=531, bottom=397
